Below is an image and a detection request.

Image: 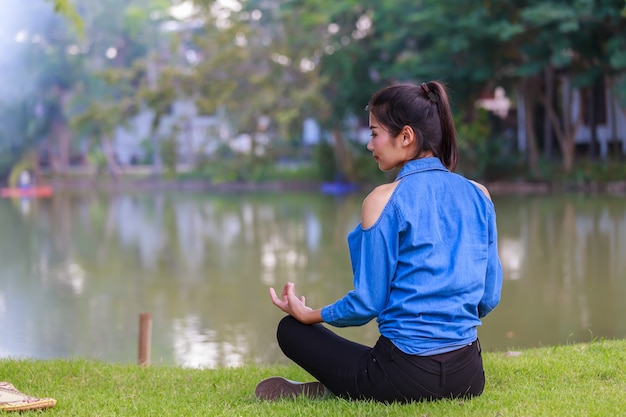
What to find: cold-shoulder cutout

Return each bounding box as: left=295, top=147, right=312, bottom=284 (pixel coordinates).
left=469, top=180, right=492, bottom=201
left=361, top=181, right=400, bottom=229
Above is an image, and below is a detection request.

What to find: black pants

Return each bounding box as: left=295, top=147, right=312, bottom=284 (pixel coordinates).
left=277, top=316, right=485, bottom=403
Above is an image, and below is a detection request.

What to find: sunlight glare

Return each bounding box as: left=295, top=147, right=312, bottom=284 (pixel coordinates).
left=328, top=23, right=340, bottom=34
left=67, top=45, right=80, bottom=55
left=299, top=57, right=315, bottom=73
left=271, top=53, right=290, bottom=66
left=169, top=1, right=195, bottom=20
left=234, top=32, right=247, bottom=47
left=106, top=47, right=118, bottom=59
left=14, top=30, right=28, bottom=43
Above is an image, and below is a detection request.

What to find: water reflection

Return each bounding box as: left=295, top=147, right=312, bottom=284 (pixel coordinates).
left=0, top=191, right=625, bottom=368
left=490, top=194, right=626, bottom=349
left=172, top=315, right=250, bottom=369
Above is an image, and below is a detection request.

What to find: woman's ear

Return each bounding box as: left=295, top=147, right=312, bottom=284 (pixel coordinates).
left=402, top=126, right=416, bottom=146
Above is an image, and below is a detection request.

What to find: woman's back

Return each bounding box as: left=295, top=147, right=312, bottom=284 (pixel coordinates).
left=369, top=157, right=500, bottom=354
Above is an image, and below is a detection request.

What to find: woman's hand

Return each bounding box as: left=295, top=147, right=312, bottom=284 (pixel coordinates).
left=269, top=282, right=323, bottom=324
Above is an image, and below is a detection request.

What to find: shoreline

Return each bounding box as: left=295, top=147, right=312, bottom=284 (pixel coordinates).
left=43, top=176, right=626, bottom=195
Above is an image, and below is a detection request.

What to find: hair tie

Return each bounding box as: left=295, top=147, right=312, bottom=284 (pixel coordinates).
left=420, top=82, right=438, bottom=103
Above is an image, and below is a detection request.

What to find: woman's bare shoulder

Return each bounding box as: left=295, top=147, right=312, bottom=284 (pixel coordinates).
left=361, top=181, right=400, bottom=229
left=469, top=180, right=492, bottom=201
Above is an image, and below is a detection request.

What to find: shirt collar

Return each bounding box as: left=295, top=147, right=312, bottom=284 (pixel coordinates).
left=395, top=157, right=449, bottom=180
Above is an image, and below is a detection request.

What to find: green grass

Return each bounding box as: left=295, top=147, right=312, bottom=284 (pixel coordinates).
left=2, top=339, right=625, bottom=416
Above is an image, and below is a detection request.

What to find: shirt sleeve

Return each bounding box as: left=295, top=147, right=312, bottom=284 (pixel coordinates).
left=478, top=207, right=503, bottom=318
left=321, top=213, right=400, bottom=327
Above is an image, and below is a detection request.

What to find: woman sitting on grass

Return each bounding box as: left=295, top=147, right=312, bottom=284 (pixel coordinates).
left=255, top=81, right=503, bottom=403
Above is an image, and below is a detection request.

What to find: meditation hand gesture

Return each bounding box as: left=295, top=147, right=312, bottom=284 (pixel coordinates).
left=269, top=282, right=322, bottom=325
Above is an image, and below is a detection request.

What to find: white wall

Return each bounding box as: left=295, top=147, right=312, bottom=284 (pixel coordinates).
left=113, top=102, right=230, bottom=165
left=573, top=89, right=626, bottom=156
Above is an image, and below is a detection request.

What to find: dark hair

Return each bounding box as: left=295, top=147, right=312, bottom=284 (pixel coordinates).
left=366, top=81, right=458, bottom=171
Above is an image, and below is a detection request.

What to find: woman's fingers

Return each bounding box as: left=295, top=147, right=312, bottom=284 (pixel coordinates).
left=269, top=282, right=307, bottom=318
left=269, top=287, right=287, bottom=309
left=269, top=287, right=279, bottom=302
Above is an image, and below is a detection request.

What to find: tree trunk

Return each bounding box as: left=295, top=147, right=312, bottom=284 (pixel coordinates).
left=519, top=79, right=540, bottom=176
left=102, top=135, right=121, bottom=178
left=562, top=139, right=576, bottom=173
left=537, top=75, right=582, bottom=174
left=30, top=149, right=42, bottom=183
left=524, top=94, right=540, bottom=177
left=543, top=67, right=554, bottom=158
left=150, top=112, right=163, bottom=177
left=50, top=119, right=71, bottom=174
left=50, top=86, right=72, bottom=174
left=587, top=84, right=597, bottom=159
left=331, top=128, right=354, bottom=181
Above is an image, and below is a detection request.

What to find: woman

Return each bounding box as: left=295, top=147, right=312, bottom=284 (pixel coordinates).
left=255, top=81, right=503, bottom=403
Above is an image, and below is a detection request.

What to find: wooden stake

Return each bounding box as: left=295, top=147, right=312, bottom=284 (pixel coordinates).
left=138, top=313, right=152, bottom=366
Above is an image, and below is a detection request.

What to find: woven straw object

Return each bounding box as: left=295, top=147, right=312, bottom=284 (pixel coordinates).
left=0, top=382, right=56, bottom=412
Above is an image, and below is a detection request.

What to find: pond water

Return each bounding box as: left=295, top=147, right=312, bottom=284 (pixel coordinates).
left=1, top=189, right=625, bottom=368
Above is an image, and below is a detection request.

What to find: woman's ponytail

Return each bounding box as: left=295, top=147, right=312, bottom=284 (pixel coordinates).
left=422, top=82, right=458, bottom=171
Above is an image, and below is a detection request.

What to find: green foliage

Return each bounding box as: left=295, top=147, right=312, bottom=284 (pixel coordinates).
left=181, top=152, right=321, bottom=183
left=190, top=1, right=328, bottom=155
left=346, top=142, right=386, bottom=183
left=0, top=0, right=170, bottom=178
left=312, top=142, right=337, bottom=182
left=48, top=0, right=84, bottom=35
left=4, top=0, right=626, bottom=182
left=551, top=157, right=626, bottom=184
left=72, top=100, right=132, bottom=142
left=457, top=114, right=489, bottom=175
left=0, top=0, right=81, bottom=175
left=520, top=3, right=581, bottom=29
left=86, top=149, right=107, bottom=174
left=0, top=99, right=48, bottom=177
left=455, top=109, right=528, bottom=181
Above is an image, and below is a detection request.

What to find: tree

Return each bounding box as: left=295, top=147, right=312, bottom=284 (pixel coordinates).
left=173, top=0, right=329, bottom=176
left=10, top=0, right=626, bottom=181
left=350, top=0, right=626, bottom=174
left=69, top=0, right=172, bottom=175
left=0, top=0, right=86, bottom=174
left=513, top=1, right=626, bottom=172
left=278, top=0, right=386, bottom=181
left=0, top=0, right=173, bottom=179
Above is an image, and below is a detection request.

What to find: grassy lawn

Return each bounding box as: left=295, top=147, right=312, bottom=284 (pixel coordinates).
left=1, top=339, right=625, bottom=416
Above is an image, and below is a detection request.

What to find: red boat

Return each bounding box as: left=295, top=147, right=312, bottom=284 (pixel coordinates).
left=1, top=186, right=54, bottom=198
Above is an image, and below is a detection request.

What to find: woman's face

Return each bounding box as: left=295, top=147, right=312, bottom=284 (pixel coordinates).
left=367, top=112, right=414, bottom=171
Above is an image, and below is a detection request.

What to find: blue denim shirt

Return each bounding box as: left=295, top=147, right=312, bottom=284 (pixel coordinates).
left=321, top=157, right=503, bottom=355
